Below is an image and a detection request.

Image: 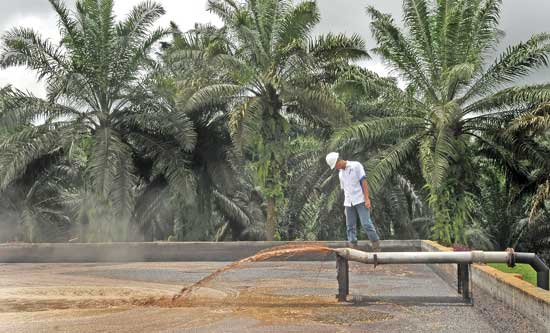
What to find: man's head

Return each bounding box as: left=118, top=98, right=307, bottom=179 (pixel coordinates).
left=326, top=152, right=346, bottom=170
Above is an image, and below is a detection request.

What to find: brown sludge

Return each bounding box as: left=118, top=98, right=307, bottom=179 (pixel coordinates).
left=0, top=244, right=340, bottom=318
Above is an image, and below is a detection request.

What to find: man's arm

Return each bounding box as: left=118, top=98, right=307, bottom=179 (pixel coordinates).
left=361, top=178, right=371, bottom=209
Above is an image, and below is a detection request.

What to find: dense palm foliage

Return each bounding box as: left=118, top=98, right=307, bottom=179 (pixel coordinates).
left=159, top=24, right=267, bottom=241
left=0, top=0, right=548, bottom=255
left=332, top=0, right=550, bottom=245
left=0, top=0, right=198, bottom=241
left=178, top=0, right=368, bottom=239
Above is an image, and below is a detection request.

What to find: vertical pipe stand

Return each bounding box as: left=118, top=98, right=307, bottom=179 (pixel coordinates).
left=538, top=270, right=549, bottom=291
left=457, top=263, right=471, bottom=302
left=336, top=254, right=349, bottom=302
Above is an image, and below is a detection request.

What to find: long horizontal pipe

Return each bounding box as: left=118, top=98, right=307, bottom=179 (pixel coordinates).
left=334, top=248, right=550, bottom=290
left=334, top=248, right=514, bottom=264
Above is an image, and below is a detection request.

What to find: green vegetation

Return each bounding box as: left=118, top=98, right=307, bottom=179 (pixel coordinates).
left=488, top=263, right=538, bottom=287
left=0, top=0, right=549, bottom=263
left=332, top=2, right=550, bottom=246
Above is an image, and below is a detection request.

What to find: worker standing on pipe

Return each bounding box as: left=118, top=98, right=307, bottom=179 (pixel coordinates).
left=326, top=152, right=381, bottom=251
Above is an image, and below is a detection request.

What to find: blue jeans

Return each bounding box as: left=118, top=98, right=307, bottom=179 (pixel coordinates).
left=345, top=203, right=380, bottom=243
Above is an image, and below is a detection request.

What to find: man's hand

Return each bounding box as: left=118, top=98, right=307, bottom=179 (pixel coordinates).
left=361, top=179, right=372, bottom=210
left=365, top=199, right=372, bottom=210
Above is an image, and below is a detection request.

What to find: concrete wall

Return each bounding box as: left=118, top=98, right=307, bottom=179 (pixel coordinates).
left=0, top=240, right=421, bottom=263
left=422, top=240, right=550, bottom=330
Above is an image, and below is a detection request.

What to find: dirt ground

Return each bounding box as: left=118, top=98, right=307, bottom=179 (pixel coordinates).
left=0, top=261, right=543, bottom=332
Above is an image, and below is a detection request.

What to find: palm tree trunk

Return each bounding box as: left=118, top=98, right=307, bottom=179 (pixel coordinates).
left=266, top=197, right=277, bottom=241
left=261, top=104, right=286, bottom=241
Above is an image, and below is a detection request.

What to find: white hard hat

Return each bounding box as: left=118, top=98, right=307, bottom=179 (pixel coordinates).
left=325, top=152, right=339, bottom=170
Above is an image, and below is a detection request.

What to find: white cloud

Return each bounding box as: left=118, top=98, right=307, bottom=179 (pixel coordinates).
left=358, top=57, right=407, bottom=90
left=0, top=11, right=60, bottom=97
left=0, top=1, right=218, bottom=97
left=361, top=58, right=390, bottom=77
left=1, top=0, right=550, bottom=97
left=114, top=0, right=220, bottom=31
left=7, top=14, right=60, bottom=41
left=0, top=67, right=46, bottom=96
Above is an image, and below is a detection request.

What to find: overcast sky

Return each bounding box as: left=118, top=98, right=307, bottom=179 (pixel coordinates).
left=1, top=0, right=550, bottom=97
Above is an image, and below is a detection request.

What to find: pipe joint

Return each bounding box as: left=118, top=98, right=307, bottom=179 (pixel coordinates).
left=505, top=248, right=516, bottom=268
left=471, top=251, right=485, bottom=264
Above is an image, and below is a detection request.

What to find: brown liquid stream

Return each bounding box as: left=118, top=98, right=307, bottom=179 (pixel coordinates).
left=172, top=243, right=333, bottom=302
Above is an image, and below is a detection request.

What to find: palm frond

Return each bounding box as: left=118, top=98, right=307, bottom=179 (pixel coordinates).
left=112, top=143, right=136, bottom=221
left=530, top=180, right=550, bottom=222
left=464, top=84, right=550, bottom=116
left=228, top=96, right=262, bottom=148
left=466, top=0, right=502, bottom=60
left=463, top=33, right=550, bottom=102
left=402, top=0, right=437, bottom=75
left=444, top=62, right=475, bottom=101
left=508, top=102, right=550, bottom=134
left=366, top=134, right=421, bottom=192
left=117, top=0, right=165, bottom=39
left=185, top=84, right=244, bottom=111
left=121, top=110, right=197, bottom=152
left=90, top=127, right=122, bottom=198
left=331, top=117, right=425, bottom=150
left=0, top=126, right=66, bottom=190
left=207, top=0, right=240, bottom=24
left=284, top=84, right=348, bottom=126
left=0, top=88, right=81, bottom=128
left=48, top=0, right=80, bottom=42
left=368, top=6, right=438, bottom=102
left=430, top=123, right=460, bottom=189
left=213, top=190, right=252, bottom=230
left=275, top=0, right=319, bottom=49
left=0, top=27, right=67, bottom=80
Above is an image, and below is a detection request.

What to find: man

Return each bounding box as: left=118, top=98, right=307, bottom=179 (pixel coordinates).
left=326, top=152, right=381, bottom=251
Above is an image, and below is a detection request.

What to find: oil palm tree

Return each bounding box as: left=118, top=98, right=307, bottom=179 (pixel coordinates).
left=184, top=0, right=369, bottom=240
left=332, top=0, right=550, bottom=245
left=507, top=102, right=550, bottom=220
left=153, top=23, right=266, bottom=241
left=0, top=153, right=77, bottom=242
left=0, top=0, right=196, bottom=241
left=276, top=64, right=428, bottom=241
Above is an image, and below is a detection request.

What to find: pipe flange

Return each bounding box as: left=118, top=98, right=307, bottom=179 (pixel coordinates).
left=505, top=248, right=516, bottom=268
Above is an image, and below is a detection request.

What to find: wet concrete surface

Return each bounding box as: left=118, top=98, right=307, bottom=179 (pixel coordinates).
left=0, top=261, right=543, bottom=332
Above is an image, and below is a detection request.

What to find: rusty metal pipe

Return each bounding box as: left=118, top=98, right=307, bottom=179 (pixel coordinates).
left=516, top=253, right=550, bottom=290
left=334, top=248, right=550, bottom=291
left=334, top=248, right=511, bottom=264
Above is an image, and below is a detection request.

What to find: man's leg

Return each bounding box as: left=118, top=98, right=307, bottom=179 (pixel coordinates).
left=345, top=206, right=358, bottom=246
left=356, top=204, right=380, bottom=250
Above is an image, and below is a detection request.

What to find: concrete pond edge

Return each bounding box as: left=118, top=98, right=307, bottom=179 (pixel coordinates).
left=422, top=240, right=550, bottom=330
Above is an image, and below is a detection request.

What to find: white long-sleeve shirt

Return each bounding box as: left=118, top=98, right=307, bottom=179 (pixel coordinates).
left=338, top=161, right=367, bottom=207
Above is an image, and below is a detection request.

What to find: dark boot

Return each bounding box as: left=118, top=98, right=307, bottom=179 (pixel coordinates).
left=371, top=240, right=381, bottom=252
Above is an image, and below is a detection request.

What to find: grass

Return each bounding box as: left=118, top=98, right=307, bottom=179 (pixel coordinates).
left=488, top=263, right=537, bottom=286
